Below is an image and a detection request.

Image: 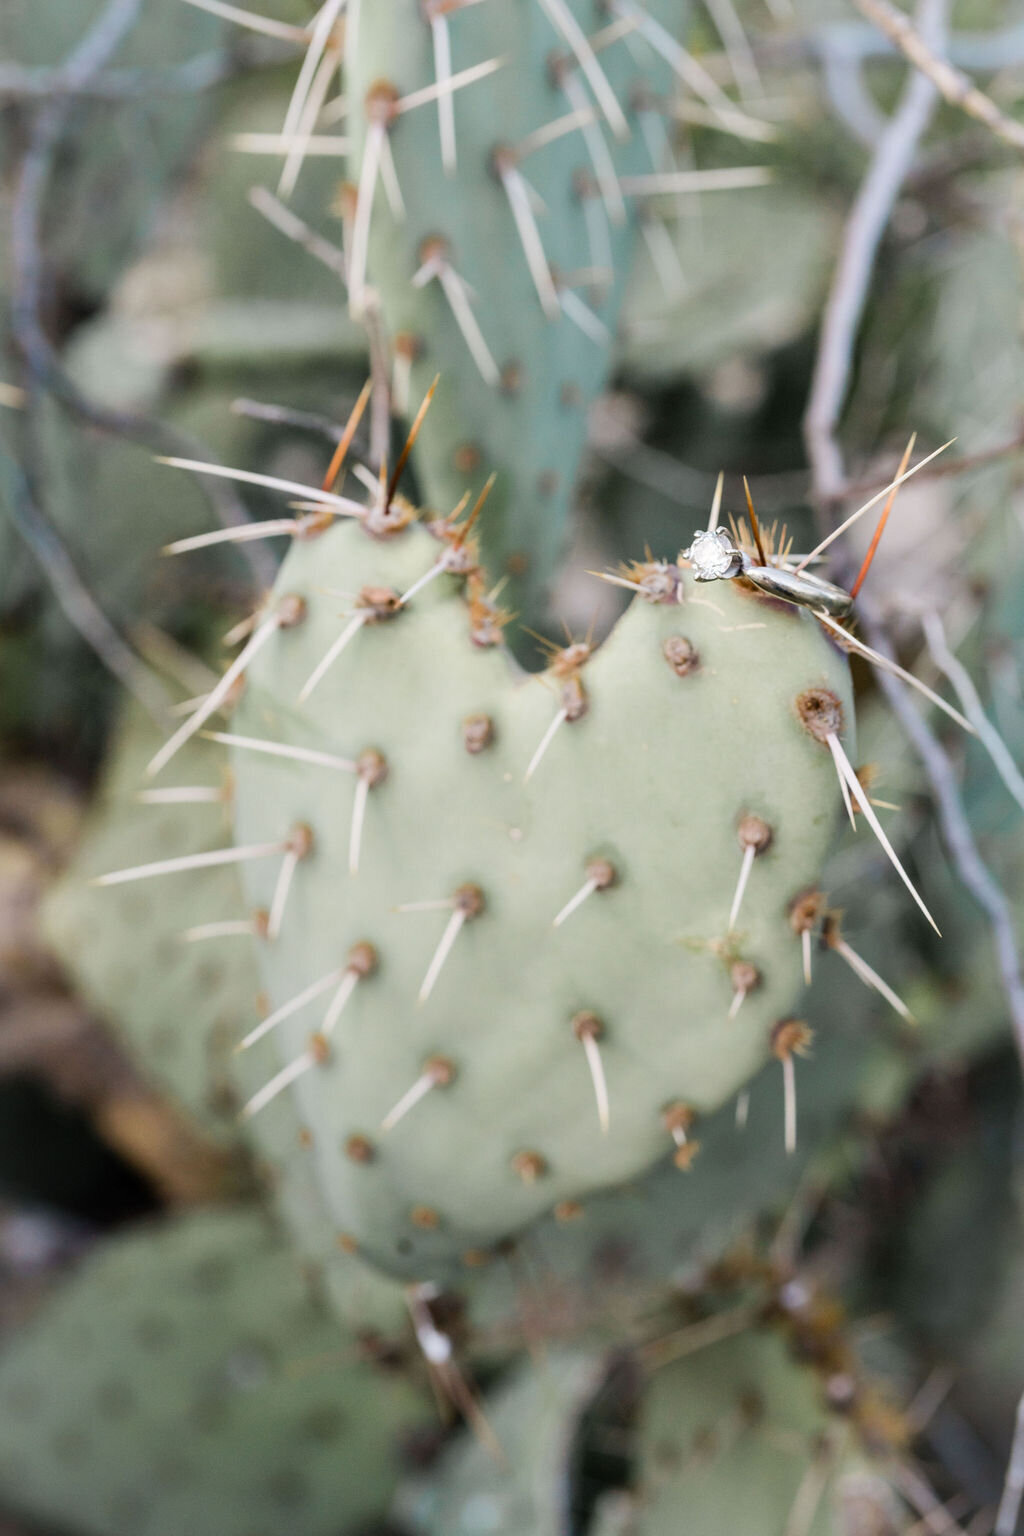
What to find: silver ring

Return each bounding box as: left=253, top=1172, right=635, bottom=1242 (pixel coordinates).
left=742, top=563, right=853, bottom=619
left=682, top=527, right=853, bottom=618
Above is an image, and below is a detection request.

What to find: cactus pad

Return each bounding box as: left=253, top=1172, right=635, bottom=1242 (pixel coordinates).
left=628, top=1327, right=910, bottom=1535
left=0, top=1206, right=431, bottom=1536
left=42, top=703, right=259, bottom=1142
left=346, top=0, right=699, bottom=613
left=222, top=512, right=852, bottom=1276
left=401, top=1347, right=605, bottom=1536
left=400, top=1323, right=912, bottom=1536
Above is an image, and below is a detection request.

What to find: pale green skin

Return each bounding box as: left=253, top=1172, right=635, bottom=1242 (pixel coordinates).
left=42, top=703, right=263, bottom=1142
left=400, top=1348, right=603, bottom=1536
left=0, top=1207, right=429, bottom=1536
left=630, top=1330, right=907, bottom=1536
left=39, top=697, right=899, bottom=1340
left=401, top=1330, right=906, bottom=1536
left=349, top=0, right=687, bottom=617
left=462, top=1019, right=899, bottom=1351
left=41, top=699, right=895, bottom=1326
left=229, top=517, right=853, bottom=1276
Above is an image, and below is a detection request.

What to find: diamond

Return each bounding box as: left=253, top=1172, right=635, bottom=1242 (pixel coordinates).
left=685, top=529, right=740, bottom=582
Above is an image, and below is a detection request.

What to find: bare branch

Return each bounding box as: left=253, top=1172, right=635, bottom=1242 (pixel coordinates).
left=804, top=0, right=1024, bottom=1067
left=0, top=37, right=295, bottom=100
left=855, top=0, right=1024, bottom=153
left=8, top=0, right=275, bottom=588
left=862, top=602, right=1024, bottom=1081
left=0, top=439, right=170, bottom=722
left=845, top=424, right=1024, bottom=498
left=803, top=0, right=946, bottom=508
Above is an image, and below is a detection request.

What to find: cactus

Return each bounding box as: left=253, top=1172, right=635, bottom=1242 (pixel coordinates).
left=623, top=1325, right=913, bottom=1536
left=211, top=508, right=853, bottom=1276
left=15, top=6, right=1024, bottom=1532
left=0, top=1204, right=432, bottom=1536
left=461, top=1009, right=905, bottom=1348
left=617, top=180, right=838, bottom=383
left=344, top=0, right=752, bottom=615
left=42, top=699, right=260, bottom=1145
left=43, top=682, right=921, bottom=1346
left=43, top=684, right=927, bottom=1342
left=399, top=1346, right=605, bottom=1535
left=401, top=1322, right=914, bottom=1536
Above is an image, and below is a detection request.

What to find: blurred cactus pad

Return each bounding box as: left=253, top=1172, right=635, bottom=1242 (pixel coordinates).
left=0, top=1206, right=432, bottom=1536
left=345, top=0, right=700, bottom=613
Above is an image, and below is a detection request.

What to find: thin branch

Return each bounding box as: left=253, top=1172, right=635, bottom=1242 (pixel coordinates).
left=855, top=0, right=1024, bottom=153
left=803, top=0, right=946, bottom=509
left=0, top=438, right=169, bottom=722
left=8, top=0, right=274, bottom=588
left=17, top=0, right=143, bottom=88
left=844, top=424, right=1024, bottom=499
left=0, top=38, right=295, bottom=99
left=861, top=601, right=1024, bottom=1065
left=790, top=16, right=1024, bottom=76
left=803, top=0, right=1024, bottom=1063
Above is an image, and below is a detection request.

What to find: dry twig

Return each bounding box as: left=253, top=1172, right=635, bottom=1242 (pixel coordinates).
left=9, top=0, right=274, bottom=589
left=855, top=0, right=1024, bottom=153
left=803, top=0, right=946, bottom=508
left=802, top=0, right=1024, bottom=1071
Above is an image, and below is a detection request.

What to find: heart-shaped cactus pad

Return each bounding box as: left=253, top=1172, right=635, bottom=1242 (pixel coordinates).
left=224, top=512, right=852, bottom=1278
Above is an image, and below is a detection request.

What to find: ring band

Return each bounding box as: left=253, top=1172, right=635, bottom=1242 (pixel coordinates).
left=742, top=562, right=853, bottom=619
left=682, top=527, right=854, bottom=618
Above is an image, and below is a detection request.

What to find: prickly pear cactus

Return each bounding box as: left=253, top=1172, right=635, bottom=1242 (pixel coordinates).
left=461, top=1012, right=903, bottom=1349
left=399, top=1347, right=605, bottom=1536
left=399, top=1323, right=912, bottom=1536
left=624, top=1328, right=911, bottom=1536
left=347, top=0, right=703, bottom=611
left=0, top=1205, right=432, bottom=1536
left=42, top=702, right=260, bottom=1143
left=224, top=512, right=852, bottom=1277
left=42, top=725, right=900, bottom=1337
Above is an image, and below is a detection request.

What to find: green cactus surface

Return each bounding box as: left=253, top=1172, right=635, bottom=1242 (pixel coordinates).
left=398, top=1323, right=912, bottom=1536
left=461, top=1011, right=905, bottom=1351
left=42, top=701, right=260, bottom=1143
left=626, top=1327, right=910, bottom=1536
left=43, top=689, right=908, bottom=1339
left=626, top=1327, right=902, bottom=1536
left=0, top=1205, right=432, bottom=1536
left=346, top=0, right=711, bottom=614
left=219, top=511, right=852, bottom=1277
left=400, top=1347, right=605, bottom=1536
